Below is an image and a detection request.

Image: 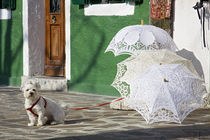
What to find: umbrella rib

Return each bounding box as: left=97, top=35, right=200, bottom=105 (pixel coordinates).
left=163, top=83, right=182, bottom=123
left=149, top=67, right=181, bottom=123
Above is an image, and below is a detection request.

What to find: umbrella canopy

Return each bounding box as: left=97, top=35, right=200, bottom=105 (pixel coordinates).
left=112, top=49, right=200, bottom=97
left=105, top=25, right=178, bottom=56
left=126, top=64, right=206, bottom=124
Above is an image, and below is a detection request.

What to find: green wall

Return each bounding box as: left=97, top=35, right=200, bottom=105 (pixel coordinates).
left=69, top=1, right=149, bottom=96
left=0, top=1, right=23, bottom=86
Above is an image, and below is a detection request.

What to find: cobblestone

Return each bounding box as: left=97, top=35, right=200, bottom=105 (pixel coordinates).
left=0, top=86, right=210, bottom=140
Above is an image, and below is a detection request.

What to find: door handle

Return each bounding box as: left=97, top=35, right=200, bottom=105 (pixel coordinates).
left=51, top=15, right=56, bottom=23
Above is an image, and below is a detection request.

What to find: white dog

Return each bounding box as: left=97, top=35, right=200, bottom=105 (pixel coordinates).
left=22, top=82, right=70, bottom=126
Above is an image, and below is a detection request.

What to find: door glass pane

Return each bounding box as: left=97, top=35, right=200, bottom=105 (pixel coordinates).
left=50, top=0, right=60, bottom=13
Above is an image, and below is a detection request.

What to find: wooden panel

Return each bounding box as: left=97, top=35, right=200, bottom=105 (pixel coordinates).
left=45, top=65, right=64, bottom=76
left=50, top=25, right=60, bottom=58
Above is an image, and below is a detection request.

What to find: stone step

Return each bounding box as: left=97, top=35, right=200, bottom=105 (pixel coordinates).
left=21, top=76, right=67, bottom=91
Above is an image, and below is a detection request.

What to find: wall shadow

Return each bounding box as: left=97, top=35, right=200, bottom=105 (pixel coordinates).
left=3, top=19, right=12, bottom=84
left=0, top=15, right=23, bottom=85
left=0, top=19, right=12, bottom=85
left=68, top=7, right=106, bottom=90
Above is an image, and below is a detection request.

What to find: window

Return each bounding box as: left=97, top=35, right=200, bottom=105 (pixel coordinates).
left=72, top=0, right=101, bottom=5
left=0, top=0, right=15, bottom=20
left=0, top=0, right=16, bottom=10
left=50, top=0, right=60, bottom=13
left=72, top=0, right=143, bottom=16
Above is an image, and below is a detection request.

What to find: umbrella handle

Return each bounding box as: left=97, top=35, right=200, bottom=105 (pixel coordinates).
left=141, top=20, right=144, bottom=25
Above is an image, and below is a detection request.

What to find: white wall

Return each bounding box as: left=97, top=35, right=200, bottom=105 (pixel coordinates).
left=23, top=0, right=45, bottom=76
left=28, top=0, right=45, bottom=76
left=0, top=9, right=11, bottom=19
left=174, top=0, right=210, bottom=92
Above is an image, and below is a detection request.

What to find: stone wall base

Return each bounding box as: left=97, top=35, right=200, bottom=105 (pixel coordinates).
left=110, top=98, right=133, bottom=111
left=21, top=76, right=67, bottom=91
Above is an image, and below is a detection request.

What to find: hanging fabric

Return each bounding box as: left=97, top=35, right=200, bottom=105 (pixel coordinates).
left=150, top=0, right=173, bottom=36
left=150, top=0, right=171, bottom=19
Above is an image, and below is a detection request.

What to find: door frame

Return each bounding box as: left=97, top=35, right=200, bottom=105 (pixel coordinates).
left=22, top=0, right=71, bottom=80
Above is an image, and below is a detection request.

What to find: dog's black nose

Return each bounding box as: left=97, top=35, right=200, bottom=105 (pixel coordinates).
left=30, top=92, right=34, bottom=96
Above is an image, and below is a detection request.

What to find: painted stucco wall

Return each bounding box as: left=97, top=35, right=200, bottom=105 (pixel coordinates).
left=0, top=1, right=23, bottom=86
left=69, top=1, right=150, bottom=96
left=173, top=0, right=210, bottom=92
left=27, top=0, right=45, bottom=76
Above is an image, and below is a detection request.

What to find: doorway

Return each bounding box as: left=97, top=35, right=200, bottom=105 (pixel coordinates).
left=23, top=0, right=70, bottom=79
left=45, top=0, right=65, bottom=77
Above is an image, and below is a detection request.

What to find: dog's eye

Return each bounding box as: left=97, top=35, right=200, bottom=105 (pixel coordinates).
left=32, top=89, right=36, bottom=91
left=26, top=89, right=29, bottom=91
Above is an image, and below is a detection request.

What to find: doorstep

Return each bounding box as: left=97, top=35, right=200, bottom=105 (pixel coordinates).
left=21, top=76, right=67, bottom=91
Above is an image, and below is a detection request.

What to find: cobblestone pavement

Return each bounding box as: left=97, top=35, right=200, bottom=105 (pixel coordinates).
left=0, top=86, right=210, bottom=140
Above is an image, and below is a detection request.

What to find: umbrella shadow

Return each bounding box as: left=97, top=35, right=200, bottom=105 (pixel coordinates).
left=176, top=49, right=204, bottom=79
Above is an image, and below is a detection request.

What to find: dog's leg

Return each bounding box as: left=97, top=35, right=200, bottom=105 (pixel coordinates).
left=37, top=111, right=46, bottom=127
left=27, top=112, right=36, bottom=126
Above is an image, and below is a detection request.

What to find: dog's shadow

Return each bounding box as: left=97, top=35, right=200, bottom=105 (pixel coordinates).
left=64, top=119, right=93, bottom=124
left=43, top=119, right=92, bottom=126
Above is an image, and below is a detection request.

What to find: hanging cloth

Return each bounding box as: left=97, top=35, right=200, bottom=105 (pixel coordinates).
left=150, top=0, right=171, bottom=20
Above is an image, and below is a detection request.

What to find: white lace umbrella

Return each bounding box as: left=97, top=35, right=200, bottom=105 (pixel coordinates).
left=112, top=50, right=200, bottom=97
left=105, top=25, right=178, bottom=56
left=126, top=64, right=206, bottom=124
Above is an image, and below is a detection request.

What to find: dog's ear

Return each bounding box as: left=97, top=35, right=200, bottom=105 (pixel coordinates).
left=20, top=80, right=32, bottom=92
left=20, top=81, right=26, bottom=92
left=35, top=82, right=41, bottom=90
left=20, top=85, right=24, bottom=92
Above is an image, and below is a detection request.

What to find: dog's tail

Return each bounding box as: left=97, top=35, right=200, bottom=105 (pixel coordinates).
left=60, top=102, right=71, bottom=116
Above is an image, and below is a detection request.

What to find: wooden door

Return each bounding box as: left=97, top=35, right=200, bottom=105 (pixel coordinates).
left=45, top=0, right=65, bottom=76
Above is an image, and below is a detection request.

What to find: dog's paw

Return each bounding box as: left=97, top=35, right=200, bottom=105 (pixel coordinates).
left=28, top=122, right=35, bottom=126
left=50, top=121, right=58, bottom=125
left=37, top=122, right=44, bottom=127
